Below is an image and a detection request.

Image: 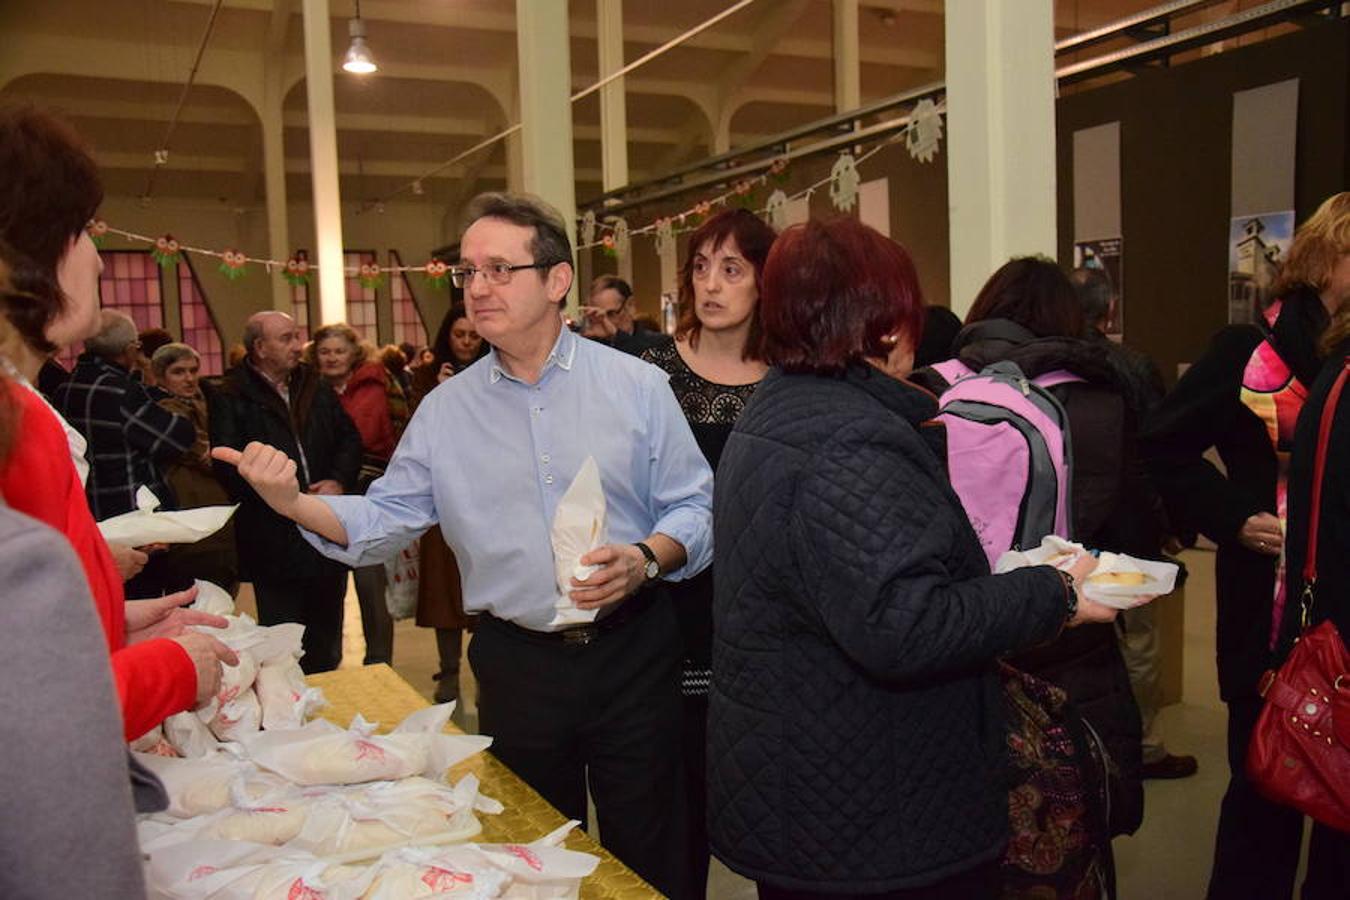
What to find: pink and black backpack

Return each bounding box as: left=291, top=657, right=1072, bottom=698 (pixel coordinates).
left=929, top=359, right=1083, bottom=567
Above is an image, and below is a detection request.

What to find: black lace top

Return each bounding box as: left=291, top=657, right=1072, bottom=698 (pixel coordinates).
left=642, top=338, right=762, bottom=695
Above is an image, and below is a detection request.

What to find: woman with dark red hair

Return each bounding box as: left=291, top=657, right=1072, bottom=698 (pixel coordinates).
left=640, top=207, right=775, bottom=900
left=708, top=218, right=1116, bottom=899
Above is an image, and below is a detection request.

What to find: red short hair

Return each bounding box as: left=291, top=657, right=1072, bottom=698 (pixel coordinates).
left=760, top=217, right=926, bottom=375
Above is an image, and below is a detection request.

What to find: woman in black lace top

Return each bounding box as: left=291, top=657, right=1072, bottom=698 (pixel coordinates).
left=642, top=207, right=775, bottom=900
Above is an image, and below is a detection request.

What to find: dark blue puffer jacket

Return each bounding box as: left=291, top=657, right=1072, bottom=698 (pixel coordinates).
left=709, top=365, right=1068, bottom=893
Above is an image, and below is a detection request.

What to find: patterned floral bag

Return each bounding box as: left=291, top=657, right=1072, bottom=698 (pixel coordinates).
left=1000, top=663, right=1112, bottom=900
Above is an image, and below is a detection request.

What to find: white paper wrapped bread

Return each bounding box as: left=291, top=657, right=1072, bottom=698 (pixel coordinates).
left=143, top=824, right=598, bottom=900
left=240, top=704, right=490, bottom=786
left=994, top=536, right=1178, bottom=609
left=133, top=751, right=289, bottom=819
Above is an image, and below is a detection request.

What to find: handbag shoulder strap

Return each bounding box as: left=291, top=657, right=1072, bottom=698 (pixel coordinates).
left=1303, top=360, right=1350, bottom=588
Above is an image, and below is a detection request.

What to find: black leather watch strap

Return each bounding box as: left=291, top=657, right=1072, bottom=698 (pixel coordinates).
left=634, top=541, right=659, bottom=579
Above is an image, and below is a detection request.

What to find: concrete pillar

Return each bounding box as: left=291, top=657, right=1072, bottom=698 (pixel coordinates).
left=262, top=64, right=291, bottom=312
left=301, top=0, right=346, bottom=326
left=516, top=0, right=578, bottom=307
left=944, top=0, right=1057, bottom=316
left=504, top=78, right=526, bottom=194
left=597, top=0, right=629, bottom=192
left=833, top=0, right=860, bottom=113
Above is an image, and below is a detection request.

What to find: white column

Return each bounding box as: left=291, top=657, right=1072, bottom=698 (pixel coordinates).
left=301, top=0, right=346, bottom=326
left=516, top=0, right=578, bottom=307
left=597, top=0, right=628, bottom=192
left=262, top=64, right=290, bottom=312
left=944, top=0, right=1057, bottom=316
left=833, top=0, right=860, bottom=113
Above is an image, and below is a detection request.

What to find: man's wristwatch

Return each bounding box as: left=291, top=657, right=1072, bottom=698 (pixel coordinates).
left=1060, top=569, right=1078, bottom=620
left=634, top=542, right=660, bottom=581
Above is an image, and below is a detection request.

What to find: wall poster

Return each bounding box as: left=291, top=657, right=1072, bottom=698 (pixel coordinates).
left=1227, top=210, right=1294, bottom=324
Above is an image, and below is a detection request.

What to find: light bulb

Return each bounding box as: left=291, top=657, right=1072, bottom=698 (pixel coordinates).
left=342, top=18, right=377, bottom=74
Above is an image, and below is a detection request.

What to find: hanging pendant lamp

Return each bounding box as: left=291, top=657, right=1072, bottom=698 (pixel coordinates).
left=342, top=0, right=377, bottom=74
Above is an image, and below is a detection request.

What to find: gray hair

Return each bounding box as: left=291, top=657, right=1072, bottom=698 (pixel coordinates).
left=1069, top=267, right=1114, bottom=330
left=464, top=192, right=574, bottom=279
left=84, top=309, right=138, bottom=359
left=151, top=341, right=199, bottom=378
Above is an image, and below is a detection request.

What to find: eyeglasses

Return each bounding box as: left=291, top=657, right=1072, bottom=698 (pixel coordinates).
left=451, top=261, right=558, bottom=289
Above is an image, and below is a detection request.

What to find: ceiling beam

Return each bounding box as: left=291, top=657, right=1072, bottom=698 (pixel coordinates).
left=94, top=149, right=623, bottom=183
left=167, top=0, right=939, bottom=68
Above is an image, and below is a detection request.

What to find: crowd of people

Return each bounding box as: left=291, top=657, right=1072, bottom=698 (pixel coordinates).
left=2, top=100, right=1348, bottom=900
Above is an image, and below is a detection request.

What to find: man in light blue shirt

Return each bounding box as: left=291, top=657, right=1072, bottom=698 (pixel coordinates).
left=216, top=192, right=712, bottom=897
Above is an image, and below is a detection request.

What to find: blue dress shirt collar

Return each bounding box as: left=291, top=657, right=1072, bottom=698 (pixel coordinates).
left=488, top=320, right=577, bottom=385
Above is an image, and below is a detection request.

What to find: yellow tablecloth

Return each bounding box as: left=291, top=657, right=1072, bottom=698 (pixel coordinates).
left=306, top=664, right=661, bottom=900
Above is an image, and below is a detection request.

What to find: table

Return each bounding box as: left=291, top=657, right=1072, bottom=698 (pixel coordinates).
left=307, top=664, right=661, bottom=899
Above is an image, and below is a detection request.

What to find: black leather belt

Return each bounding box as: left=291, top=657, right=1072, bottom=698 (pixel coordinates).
left=484, top=585, right=661, bottom=646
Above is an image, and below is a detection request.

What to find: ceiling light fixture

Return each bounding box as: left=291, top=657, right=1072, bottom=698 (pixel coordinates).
left=342, top=0, right=377, bottom=74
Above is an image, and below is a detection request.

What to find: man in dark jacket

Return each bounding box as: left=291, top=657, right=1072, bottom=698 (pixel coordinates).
left=53, top=309, right=195, bottom=521
left=580, top=275, right=667, bottom=356
left=1071, top=267, right=1197, bottom=782
left=210, top=310, right=361, bottom=672
left=54, top=309, right=197, bottom=598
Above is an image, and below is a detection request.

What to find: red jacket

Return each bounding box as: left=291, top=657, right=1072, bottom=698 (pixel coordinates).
left=338, top=361, right=396, bottom=461
left=0, top=381, right=196, bottom=739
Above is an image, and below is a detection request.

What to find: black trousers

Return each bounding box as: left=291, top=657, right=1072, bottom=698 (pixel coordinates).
left=252, top=572, right=347, bottom=673
left=469, top=594, right=687, bottom=899
left=682, top=693, right=711, bottom=900
left=756, top=860, right=1000, bottom=900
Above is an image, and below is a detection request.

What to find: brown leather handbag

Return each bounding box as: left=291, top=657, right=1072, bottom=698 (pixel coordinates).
left=1247, top=360, right=1350, bottom=834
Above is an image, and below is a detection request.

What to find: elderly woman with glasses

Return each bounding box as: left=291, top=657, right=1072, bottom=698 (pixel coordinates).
left=151, top=342, right=238, bottom=594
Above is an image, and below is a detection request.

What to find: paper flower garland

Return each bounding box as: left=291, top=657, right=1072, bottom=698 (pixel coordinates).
left=218, top=249, right=247, bottom=280
left=358, top=261, right=384, bottom=291
left=600, top=234, right=617, bottom=258
left=829, top=153, right=860, bottom=212
left=87, top=219, right=109, bottom=247
left=905, top=99, right=944, bottom=163
left=424, top=259, right=450, bottom=289
left=283, top=255, right=311, bottom=287
left=152, top=234, right=182, bottom=268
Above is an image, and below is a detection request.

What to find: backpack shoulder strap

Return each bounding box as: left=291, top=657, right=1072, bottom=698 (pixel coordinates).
left=1033, top=369, right=1086, bottom=389
left=930, top=359, right=974, bottom=388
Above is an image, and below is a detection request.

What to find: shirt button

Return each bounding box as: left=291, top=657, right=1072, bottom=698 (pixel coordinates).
left=541, top=454, right=550, bottom=463
left=544, top=474, right=555, bottom=485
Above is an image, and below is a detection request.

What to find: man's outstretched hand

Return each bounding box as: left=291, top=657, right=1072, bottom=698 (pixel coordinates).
left=212, top=442, right=302, bottom=518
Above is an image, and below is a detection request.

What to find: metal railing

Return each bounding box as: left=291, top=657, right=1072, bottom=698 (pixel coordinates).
left=582, top=0, right=1342, bottom=217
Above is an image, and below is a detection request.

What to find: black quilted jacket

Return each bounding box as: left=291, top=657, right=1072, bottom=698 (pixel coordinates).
left=709, top=365, right=1070, bottom=892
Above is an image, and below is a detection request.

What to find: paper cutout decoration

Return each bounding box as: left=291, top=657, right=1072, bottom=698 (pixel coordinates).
left=765, top=190, right=790, bottom=231
left=905, top=98, right=944, bottom=163
left=654, top=218, right=675, bottom=258
left=829, top=153, right=860, bottom=212
left=87, top=218, right=109, bottom=247
left=581, top=210, right=597, bottom=247
left=612, top=218, right=630, bottom=265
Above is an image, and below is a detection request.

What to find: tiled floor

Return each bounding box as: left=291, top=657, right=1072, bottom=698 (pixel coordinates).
left=239, top=548, right=1306, bottom=898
